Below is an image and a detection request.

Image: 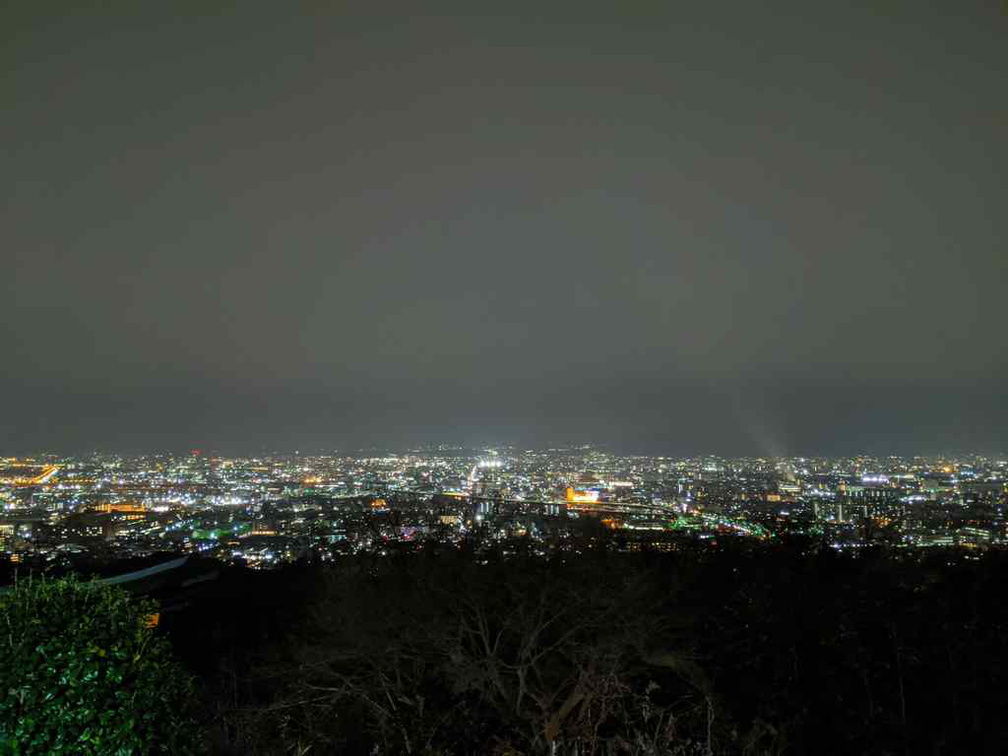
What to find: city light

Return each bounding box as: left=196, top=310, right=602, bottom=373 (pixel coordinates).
left=0, top=449, right=1003, bottom=567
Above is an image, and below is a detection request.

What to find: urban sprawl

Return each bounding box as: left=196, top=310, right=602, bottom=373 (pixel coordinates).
left=1, top=448, right=1006, bottom=571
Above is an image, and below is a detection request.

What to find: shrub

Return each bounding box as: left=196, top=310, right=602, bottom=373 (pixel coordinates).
left=0, top=574, right=201, bottom=755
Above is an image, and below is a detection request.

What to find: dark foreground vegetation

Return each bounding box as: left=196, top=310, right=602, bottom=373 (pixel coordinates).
left=0, top=575, right=199, bottom=754
left=6, top=539, right=1008, bottom=754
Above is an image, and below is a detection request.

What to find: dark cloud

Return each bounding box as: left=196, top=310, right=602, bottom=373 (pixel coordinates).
left=2, top=1, right=1005, bottom=455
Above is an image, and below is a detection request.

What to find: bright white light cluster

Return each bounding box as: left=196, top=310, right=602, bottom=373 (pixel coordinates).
left=861, top=474, right=890, bottom=484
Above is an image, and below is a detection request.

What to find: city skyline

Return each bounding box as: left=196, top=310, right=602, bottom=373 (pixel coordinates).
left=3, top=447, right=1004, bottom=566
left=5, top=4, right=1007, bottom=753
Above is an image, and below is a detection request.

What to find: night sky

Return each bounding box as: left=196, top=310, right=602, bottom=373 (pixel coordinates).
left=2, top=2, right=1005, bottom=456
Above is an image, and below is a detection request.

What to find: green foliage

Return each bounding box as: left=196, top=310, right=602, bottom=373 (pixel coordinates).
left=0, top=574, right=201, bottom=755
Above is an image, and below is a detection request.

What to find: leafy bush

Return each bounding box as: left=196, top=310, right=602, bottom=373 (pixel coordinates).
left=0, top=574, right=201, bottom=755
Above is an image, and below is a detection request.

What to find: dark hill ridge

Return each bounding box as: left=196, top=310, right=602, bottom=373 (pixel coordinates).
left=133, top=541, right=1008, bottom=754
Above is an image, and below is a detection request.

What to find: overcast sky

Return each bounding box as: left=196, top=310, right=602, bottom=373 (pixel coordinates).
left=2, top=1, right=1005, bottom=455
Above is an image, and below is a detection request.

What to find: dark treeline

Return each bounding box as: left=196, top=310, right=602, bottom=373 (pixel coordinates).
left=162, top=539, right=1008, bottom=754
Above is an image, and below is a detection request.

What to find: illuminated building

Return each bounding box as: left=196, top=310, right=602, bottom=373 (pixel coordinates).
left=565, top=487, right=600, bottom=506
